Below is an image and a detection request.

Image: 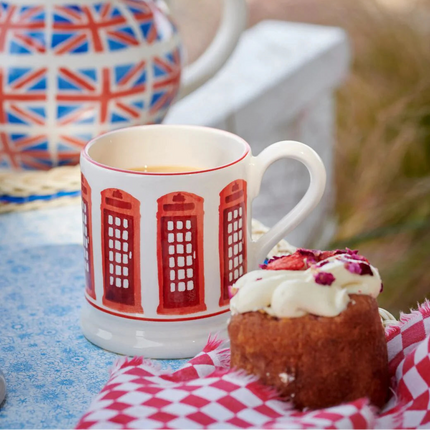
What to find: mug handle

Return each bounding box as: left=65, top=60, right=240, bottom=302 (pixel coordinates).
left=248, top=141, right=327, bottom=269
left=172, top=0, right=248, bottom=98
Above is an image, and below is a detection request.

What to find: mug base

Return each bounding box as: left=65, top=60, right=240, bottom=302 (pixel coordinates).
left=80, top=302, right=230, bottom=359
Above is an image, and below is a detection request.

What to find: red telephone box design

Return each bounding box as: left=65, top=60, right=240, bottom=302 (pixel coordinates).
left=157, top=192, right=206, bottom=315
left=219, top=180, right=247, bottom=306
left=101, top=189, right=143, bottom=314
left=81, top=173, right=95, bottom=300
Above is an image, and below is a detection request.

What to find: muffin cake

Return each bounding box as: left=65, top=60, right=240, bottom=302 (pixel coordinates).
left=228, top=249, right=389, bottom=410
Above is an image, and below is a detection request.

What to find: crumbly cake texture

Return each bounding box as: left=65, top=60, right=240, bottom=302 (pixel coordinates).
left=228, top=294, right=389, bottom=410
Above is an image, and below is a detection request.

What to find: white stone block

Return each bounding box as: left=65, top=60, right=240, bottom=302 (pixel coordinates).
left=166, top=20, right=350, bottom=248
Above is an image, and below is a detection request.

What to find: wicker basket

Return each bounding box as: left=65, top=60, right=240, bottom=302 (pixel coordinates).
left=0, top=166, right=81, bottom=213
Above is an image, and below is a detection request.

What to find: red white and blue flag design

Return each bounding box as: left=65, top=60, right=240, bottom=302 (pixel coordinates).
left=0, top=67, right=47, bottom=127
left=0, top=1, right=182, bottom=171
left=150, top=48, right=181, bottom=121
left=56, top=62, right=146, bottom=126
left=0, top=3, right=46, bottom=54
left=0, top=66, right=50, bottom=170
left=56, top=68, right=98, bottom=126
left=0, top=132, right=51, bottom=170
left=57, top=133, right=93, bottom=166
left=124, top=0, right=176, bottom=43
left=52, top=3, right=139, bottom=54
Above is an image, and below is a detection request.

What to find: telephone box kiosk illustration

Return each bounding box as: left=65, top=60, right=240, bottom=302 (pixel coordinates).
left=219, top=180, right=247, bottom=306
left=82, top=182, right=248, bottom=317
left=100, top=189, right=143, bottom=314
left=156, top=192, right=206, bottom=315
left=81, top=173, right=95, bottom=300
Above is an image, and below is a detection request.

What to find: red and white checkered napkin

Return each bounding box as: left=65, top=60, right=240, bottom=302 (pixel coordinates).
left=76, top=301, right=430, bottom=429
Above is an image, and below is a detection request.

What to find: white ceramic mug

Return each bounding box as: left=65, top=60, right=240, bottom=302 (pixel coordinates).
left=80, top=125, right=326, bottom=358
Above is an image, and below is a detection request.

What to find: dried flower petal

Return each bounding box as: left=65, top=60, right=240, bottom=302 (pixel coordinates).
left=314, top=272, right=335, bottom=286
left=319, top=248, right=369, bottom=263
left=263, top=248, right=372, bottom=274
left=297, top=249, right=318, bottom=258
left=344, top=261, right=362, bottom=275
left=344, top=261, right=373, bottom=276
left=345, top=248, right=369, bottom=262
left=316, top=260, right=329, bottom=268
left=228, top=285, right=238, bottom=299
left=380, top=283, right=384, bottom=293
left=359, top=262, right=373, bottom=276
left=319, top=250, right=345, bottom=260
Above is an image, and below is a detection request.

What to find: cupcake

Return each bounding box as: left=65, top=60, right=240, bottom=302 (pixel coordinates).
left=228, top=249, right=389, bottom=410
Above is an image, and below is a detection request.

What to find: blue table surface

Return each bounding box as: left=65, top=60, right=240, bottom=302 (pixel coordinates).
left=0, top=205, right=186, bottom=429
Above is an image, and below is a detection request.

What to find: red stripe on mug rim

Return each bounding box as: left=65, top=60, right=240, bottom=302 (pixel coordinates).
left=81, top=124, right=251, bottom=176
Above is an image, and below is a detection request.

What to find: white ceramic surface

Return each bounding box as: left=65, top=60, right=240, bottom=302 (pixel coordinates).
left=80, top=124, right=326, bottom=357
left=166, top=21, right=350, bottom=248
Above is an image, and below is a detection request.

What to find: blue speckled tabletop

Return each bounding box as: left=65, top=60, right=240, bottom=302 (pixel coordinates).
left=0, top=205, right=185, bottom=429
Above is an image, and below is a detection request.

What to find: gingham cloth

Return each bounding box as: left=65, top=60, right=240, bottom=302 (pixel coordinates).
left=76, top=301, right=430, bottom=429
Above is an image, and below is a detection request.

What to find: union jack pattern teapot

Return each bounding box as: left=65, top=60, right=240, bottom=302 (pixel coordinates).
left=0, top=0, right=246, bottom=170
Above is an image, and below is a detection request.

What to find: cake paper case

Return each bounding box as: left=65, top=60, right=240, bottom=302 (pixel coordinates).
left=76, top=301, right=430, bottom=429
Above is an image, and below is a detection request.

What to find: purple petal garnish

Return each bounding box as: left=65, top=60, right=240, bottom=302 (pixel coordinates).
left=380, top=283, right=384, bottom=293
left=296, top=249, right=318, bottom=266
left=344, top=261, right=374, bottom=276
left=297, top=248, right=317, bottom=256
left=316, top=260, right=329, bottom=268
left=345, top=248, right=368, bottom=261
left=344, top=261, right=362, bottom=275
left=297, top=248, right=318, bottom=260
left=228, top=285, right=238, bottom=299
left=259, top=264, right=268, bottom=269
left=359, top=262, right=373, bottom=276
left=321, top=248, right=368, bottom=262
left=314, top=272, right=335, bottom=286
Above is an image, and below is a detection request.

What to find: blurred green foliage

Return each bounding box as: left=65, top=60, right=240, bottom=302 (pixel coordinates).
left=327, top=0, right=430, bottom=315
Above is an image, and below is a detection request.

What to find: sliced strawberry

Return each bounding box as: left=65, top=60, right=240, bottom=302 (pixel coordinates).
left=266, top=254, right=308, bottom=271
left=319, top=250, right=344, bottom=261
left=264, top=248, right=369, bottom=271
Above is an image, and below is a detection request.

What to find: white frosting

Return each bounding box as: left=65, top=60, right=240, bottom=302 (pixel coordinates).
left=230, top=254, right=382, bottom=318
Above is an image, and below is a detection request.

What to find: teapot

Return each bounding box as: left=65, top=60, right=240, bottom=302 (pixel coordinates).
left=0, top=0, right=247, bottom=171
